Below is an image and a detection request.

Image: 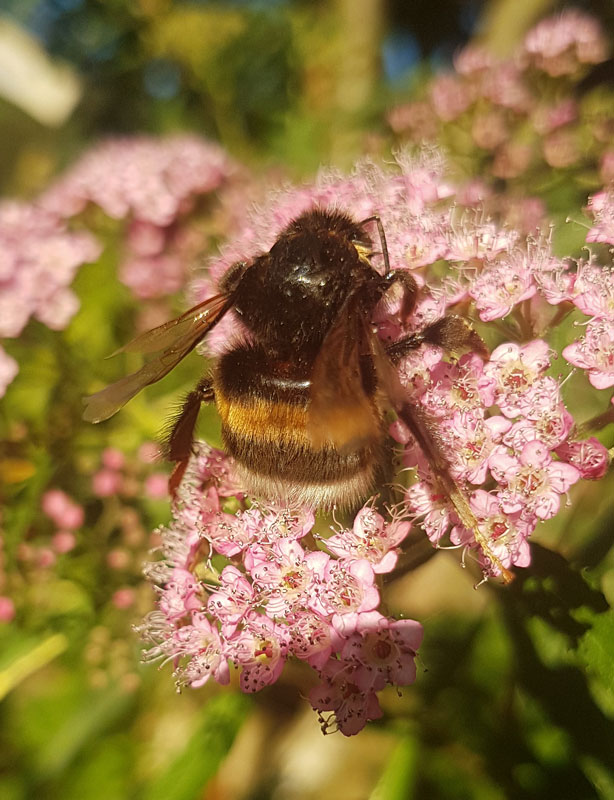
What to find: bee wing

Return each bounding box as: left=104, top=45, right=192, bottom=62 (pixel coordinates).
left=110, top=294, right=229, bottom=356
left=307, top=298, right=381, bottom=451
left=83, top=294, right=231, bottom=423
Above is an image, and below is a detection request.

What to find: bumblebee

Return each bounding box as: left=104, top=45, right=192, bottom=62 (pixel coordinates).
left=84, top=209, right=510, bottom=579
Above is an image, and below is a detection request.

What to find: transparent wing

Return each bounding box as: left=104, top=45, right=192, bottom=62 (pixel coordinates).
left=83, top=294, right=231, bottom=423
left=307, top=298, right=380, bottom=451
left=110, top=294, right=229, bottom=356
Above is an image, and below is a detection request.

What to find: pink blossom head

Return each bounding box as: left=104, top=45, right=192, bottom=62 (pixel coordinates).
left=523, top=10, right=609, bottom=76
left=0, top=201, right=100, bottom=339
left=41, top=489, right=84, bottom=530
left=0, top=596, right=16, bottom=623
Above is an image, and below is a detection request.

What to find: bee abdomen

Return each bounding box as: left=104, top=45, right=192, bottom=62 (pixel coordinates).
left=214, top=391, right=382, bottom=508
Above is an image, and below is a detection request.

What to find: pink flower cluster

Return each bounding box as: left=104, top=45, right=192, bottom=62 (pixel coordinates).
left=41, top=135, right=235, bottom=299
left=139, top=445, right=422, bottom=736
left=0, top=200, right=101, bottom=396
left=523, top=9, right=608, bottom=76
left=9, top=488, right=85, bottom=573
left=141, top=152, right=612, bottom=733
left=561, top=194, right=614, bottom=401
left=91, top=444, right=169, bottom=500
left=1, top=135, right=235, bottom=397
left=388, top=9, right=613, bottom=223
left=397, top=340, right=605, bottom=575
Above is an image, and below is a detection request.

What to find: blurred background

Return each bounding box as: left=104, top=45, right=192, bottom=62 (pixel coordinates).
left=1, top=1, right=614, bottom=798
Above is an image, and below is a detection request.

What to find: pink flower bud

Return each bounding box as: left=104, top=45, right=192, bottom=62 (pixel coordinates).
left=112, top=588, right=136, bottom=609
left=41, top=489, right=84, bottom=530
left=144, top=473, right=168, bottom=499
left=52, top=530, right=77, bottom=554
left=101, top=448, right=126, bottom=470
left=92, top=469, right=122, bottom=497
left=0, top=596, right=15, bottom=623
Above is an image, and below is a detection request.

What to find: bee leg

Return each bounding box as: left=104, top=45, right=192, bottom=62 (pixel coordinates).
left=164, top=377, right=215, bottom=497
left=397, top=401, right=513, bottom=584
left=361, top=214, right=419, bottom=321
left=383, top=270, right=419, bottom=322
left=386, top=315, right=488, bottom=364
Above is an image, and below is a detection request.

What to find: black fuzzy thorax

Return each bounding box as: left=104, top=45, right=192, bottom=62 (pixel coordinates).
left=221, top=209, right=375, bottom=361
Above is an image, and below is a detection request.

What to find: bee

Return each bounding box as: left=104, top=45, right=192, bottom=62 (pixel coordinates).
left=83, top=208, right=511, bottom=581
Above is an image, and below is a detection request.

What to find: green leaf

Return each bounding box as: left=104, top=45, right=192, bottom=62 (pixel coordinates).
left=36, top=686, right=135, bottom=777
left=0, top=632, right=68, bottom=701
left=578, top=610, right=614, bottom=694
left=143, top=693, right=249, bottom=800
left=369, top=734, right=418, bottom=800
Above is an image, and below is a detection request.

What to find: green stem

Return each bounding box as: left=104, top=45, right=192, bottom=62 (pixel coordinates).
left=576, top=406, right=614, bottom=437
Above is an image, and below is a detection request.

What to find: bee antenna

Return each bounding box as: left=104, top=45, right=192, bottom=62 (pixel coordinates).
left=360, top=214, right=391, bottom=276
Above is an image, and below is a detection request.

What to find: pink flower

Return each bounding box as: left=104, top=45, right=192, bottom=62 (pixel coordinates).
left=341, top=611, right=423, bottom=690
left=404, top=480, right=456, bottom=545
left=430, top=74, right=473, bottom=121
left=187, top=443, right=242, bottom=498
left=480, top=340, right=551, bottom=418
left=133, top=154, right=614, bottom=735
left=287, top=611, right=335, bottom=669
left=126, top=220, right=166, bottom=257
left=543, top=129, right=579, bottom=169
left=144, top=473, right=168, bottom=499
left=600, top=152, right=614, bottom=183
left=141, top=610, right=230, bottom=689
left=0, top=201, right=100, bottom=338
left=532, top=99, right=578, bottom=135
left=458, top=490, right=533, bottom=575
left=207, top=566, right=256, bottom=632
left=107, top=548, right=131, bottom=570
left=572, top=262, right=614, bottom=320
left=203, top=508, right=263, bottom=558
left=490, top=440, right=580, bottom=520
left=230, top=614, right=287, bottom=693
left=586, top=190, right=614, bottom=247
left=445, top=215, right=517, bottom=264
left=174, top=611, right=230, bottom=688
left=471, top=111, right=508, bottom=151
left=499, top=377, right=573, bottom=450
left=470, top=258, right=536, bottom=321
left=119, top=253, right=184, bottom=299
left=454, top=44, right=495, bottom=76
left=92, top=468, right=123, bottom=497
left=40, top=135, right=234, bottom=299
left=443, top=410, right=512, bottom=484
left=112, top=588, right=136, bottom=609
left=492, top=141, right=533, bottom=180
left=563, top=319, right=614, bottom=390
left=314, top=559, right=380, bottom=631
left=529, top=243, right=575, bottom=305
left=0, top=596, right=16, bottom=623
left=158, top=568, right=202, bottom=621
left=101, top=448, right=126, bottom=470
left=41, top=489, right=84, bottom=530
left=42, top=135, right=233, bottom=226
left=523, top=9, right=608, bottom=76
left=555, top=438, right=610, bottom=480
left=52, top=531, right=77, bottom=554
left=420, top=353, right=491, bottom=418
left=247, top=539, right=323, bottom=616
left=310, top=659, right=383, bottom=736
left=37, top=548, right=56, bottom=569
left=324, top=505, right=411, bottom=573
left=482, top=63, right=533, bottom=113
